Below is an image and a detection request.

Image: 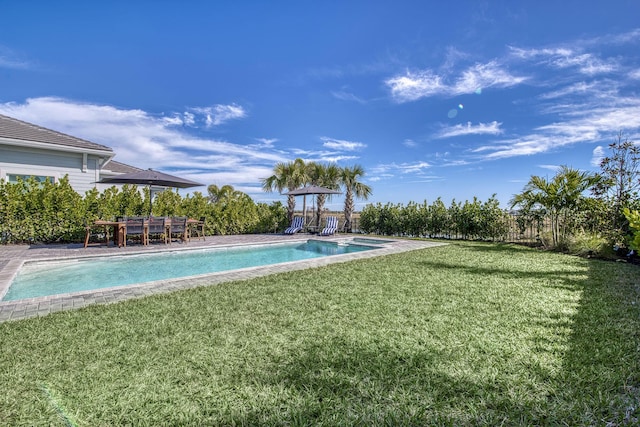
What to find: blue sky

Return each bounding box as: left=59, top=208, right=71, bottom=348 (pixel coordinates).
left=1, top=1, right=639, bottom=210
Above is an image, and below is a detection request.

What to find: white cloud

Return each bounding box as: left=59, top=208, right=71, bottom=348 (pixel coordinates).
left=371, top=161, right=431, bottom=176
left=538, top=81, right=599, bottom=100
left=321, top=137, right=366, bottom=151
left=509, top=45, right=617, bottom=75
left=538, top=164, right=562, bottom=172
left=470, top=83, right=640, bottom=161
left=0, top=45, right=31, bottom=69
left=436, top=121, right=503, bottom=139
left=403, top=139, right=417, bottom=148
left=452, top=61, right=526, bottom=94
left=385, top=69, right=445, bottom=102
left=385, top=61, right=526, bottom=103
left=591, top=146, right=605, bottom=166
left=253, top=138, right=278, bottom=148
left=331, top=90, right=366, bottom=104
left=191, top=103, right=247, bottom=127
left=399, top=161, right=431, bottom=173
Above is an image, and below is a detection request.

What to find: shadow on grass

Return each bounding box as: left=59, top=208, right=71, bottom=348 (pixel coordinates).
left=244, top=244, right=640, bottom=425
left=245, top=339, right=547, bottom=425
left=559, top=258, right=640, bottom=424
left=429, top=242, right=640, bottom=424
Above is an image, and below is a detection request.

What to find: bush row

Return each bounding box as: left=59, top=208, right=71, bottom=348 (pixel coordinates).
left=0, top=177, right=288, bottom=244
left=359, top=195, right=511, bottom=240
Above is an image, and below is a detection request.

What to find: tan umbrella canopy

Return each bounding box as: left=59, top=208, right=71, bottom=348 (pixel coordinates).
left=99, top=168, right=203, bottom=214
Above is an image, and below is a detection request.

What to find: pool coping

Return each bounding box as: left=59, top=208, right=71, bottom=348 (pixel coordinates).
left=0, top=234, right=446, bottom=323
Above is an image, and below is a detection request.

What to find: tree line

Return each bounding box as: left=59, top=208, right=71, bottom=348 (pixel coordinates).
left=359, top=196, right=511, bottom=240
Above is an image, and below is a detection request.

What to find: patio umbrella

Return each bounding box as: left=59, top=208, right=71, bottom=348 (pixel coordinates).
left=285, top=185, right=342, bottom=226
left=99, top=168, right=203, bottom=214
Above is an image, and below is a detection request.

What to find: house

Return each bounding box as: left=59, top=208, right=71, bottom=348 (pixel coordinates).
left=0, top=114, right=139, bottom=194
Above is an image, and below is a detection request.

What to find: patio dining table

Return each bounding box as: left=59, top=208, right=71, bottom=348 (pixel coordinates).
left=85, top=220, right=126, bottom=248
left=85, top=218, right=202, bottom=248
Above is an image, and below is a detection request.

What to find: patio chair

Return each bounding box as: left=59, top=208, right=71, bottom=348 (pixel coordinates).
left=284, top=216, right=304, bottom=234
left=147, top=216, right=169, bottom=244
left=191, top=216, right=206, bottom=241
left=170, top=216, right=189, bottom=243
left=124, top=217, right=147, bottom=246
left=319, top=216, right=338, bottom=236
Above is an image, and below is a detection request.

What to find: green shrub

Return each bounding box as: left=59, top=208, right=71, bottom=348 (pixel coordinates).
left=0, top=177, right=289, bottom=244
left=567, top=232, right=615, bottom=258
left=623, top=208, right=640, bottom=251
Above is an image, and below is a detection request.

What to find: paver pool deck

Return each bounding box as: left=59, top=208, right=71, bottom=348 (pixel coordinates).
left=0, top=234, right=445, bottom=323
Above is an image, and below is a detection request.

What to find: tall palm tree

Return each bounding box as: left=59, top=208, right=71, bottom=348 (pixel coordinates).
left=510, top=165, right=599, bottom=247
left=261, top=158, right=308, bottom=223
left=308, top=162, right=340, bottom=226
left=339, top=165, right=372, bottom=232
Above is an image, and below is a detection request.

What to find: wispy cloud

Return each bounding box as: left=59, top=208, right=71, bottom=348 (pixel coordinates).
left=190, top=103, right=247, bottom=127
left=472, top=100, right=640, bottom=160
left=320, top=137, right=367, bottom=151
left=435, top=121, right=503, bottom=139
left=331, top=90, right=367, bottom=104
left=385, top=60, right=526, bottom=103
left=370, top=161, right=431, bottom=179
left=0, top=45, right=32, bottom=70
left=509, top=45, right=617, bottom=75
left=385, top=70, right=445, bottom=102
left=537, top=164, right=562, bottom=172
left=403, top=139, right=418, bottom=148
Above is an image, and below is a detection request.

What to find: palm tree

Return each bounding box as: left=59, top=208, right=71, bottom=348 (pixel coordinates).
left=208, top=184, right=242, bottom=205
left=510, top=165, right=600, bottom=247
left=308, top=162, right=340, bottom=226
left=339, top=165, right=372, bottom=232
left=261, top=158, right=308, bottom=223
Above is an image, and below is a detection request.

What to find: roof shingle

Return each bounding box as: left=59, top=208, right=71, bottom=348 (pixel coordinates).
left=0, top=114, right=113, bottom=153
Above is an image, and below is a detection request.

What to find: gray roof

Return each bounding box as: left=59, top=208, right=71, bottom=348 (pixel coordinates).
left=102, top=160, right=142, bottom=174
left=0, top=114, right=113, bottom=153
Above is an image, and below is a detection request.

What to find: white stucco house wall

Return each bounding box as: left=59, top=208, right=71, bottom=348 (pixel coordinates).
left=0, top=114, right=140, bottom=194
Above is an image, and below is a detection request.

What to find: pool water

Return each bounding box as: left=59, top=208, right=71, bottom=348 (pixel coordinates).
left=4, top=240, right=377, bottom=301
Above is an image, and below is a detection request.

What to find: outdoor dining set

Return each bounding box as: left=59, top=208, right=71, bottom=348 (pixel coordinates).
left=84, top=216, right=205, bottom=248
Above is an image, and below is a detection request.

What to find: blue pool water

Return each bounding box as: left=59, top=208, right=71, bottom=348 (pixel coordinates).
left=4, top=240, right=378, bottom=301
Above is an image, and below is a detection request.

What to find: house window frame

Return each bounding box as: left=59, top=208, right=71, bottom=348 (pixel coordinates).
left=6, top=173, right=56, bottom=185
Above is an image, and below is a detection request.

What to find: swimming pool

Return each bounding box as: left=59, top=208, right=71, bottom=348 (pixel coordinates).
left=3, top=240, right=379, bottom=301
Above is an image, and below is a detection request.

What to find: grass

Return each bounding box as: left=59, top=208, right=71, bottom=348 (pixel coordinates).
left=1, top=241, right=639, bottom=425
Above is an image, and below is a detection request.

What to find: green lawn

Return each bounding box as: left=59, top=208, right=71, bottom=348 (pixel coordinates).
left=1, top=241, right=639, bottom=425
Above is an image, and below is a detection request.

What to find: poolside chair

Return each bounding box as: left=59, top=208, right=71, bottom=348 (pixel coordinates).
left=123, top=217, right=147, bottom=246
left=147, top=216, right=169, bottom=244
left=191, top=216, right=206, bottom=241
left=284, top=216, right=304, bottom=234
left=170, top=216, right=189, bottom=243
left=319, top=216, right=338, bottom=236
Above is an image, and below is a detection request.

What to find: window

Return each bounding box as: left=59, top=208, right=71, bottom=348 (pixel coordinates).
left=7, top=174, right=55, bottom=184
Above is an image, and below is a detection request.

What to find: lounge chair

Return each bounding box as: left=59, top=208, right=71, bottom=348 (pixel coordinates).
left=170, top=216, right=189, bottom=243
left=284, top=216, right=304, bottom=234
left=319, top=216, right=338, bottom=236
left=147, top=216, right=169, bottom=244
